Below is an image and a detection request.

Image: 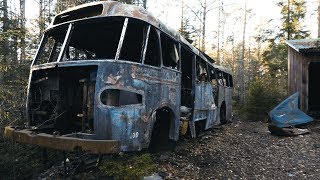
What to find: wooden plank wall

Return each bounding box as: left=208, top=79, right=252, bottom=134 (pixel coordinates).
left=288, top=46, right=320, bottom=113
left=288, top=47, right=306, bottom=112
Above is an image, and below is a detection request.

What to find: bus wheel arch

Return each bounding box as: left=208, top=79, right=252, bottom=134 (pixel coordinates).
left=220, top=101, right=227, bottom=124
left=148, top=106, right=176, bottom=152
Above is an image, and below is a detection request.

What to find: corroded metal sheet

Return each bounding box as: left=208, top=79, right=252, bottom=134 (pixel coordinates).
left=190, top=82, right=217, bottom=137
left=94, top=61, right=180, bottom=151
left=270, top=92, right=313, bottom=128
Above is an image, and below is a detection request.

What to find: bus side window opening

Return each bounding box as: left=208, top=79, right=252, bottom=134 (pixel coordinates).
left=228, top=74, right=234, bottom=87
left=144, top=27, right=161, bottom=67
left=161, top=33, right=179, bottom=70
left=222, top=72, right=227, bottom=87
left=217, top=71, right=224, bottom=85
left=35, top=26, right=68, bottom=65
left=180, top=46, right=193, bottom=107
left=119, top=19, right=145, bottom=63
left=210, top=68, right=218, bottom=86
left=196, top=58, right=208, bottom=82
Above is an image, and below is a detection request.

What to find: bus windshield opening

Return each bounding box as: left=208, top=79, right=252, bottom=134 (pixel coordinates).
left=63, top=18, right=123, bottom=61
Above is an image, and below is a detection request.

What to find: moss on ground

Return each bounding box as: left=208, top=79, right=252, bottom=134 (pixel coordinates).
left=99, top=153, right=156, bottom=179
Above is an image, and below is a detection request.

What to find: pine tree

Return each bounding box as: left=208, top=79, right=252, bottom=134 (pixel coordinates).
left=278, top=0, right=309, bottom=40
left=262, top=0, right=309, bottom=78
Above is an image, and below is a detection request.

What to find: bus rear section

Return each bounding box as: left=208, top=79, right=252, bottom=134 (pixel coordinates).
left=179, top=47, right=233, bottom=138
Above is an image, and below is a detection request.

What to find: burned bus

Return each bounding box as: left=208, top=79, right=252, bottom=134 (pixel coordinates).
left=4, top=1, right=233, bottom=154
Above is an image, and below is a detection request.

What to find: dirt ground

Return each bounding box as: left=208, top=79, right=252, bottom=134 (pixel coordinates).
left=31, top=116, right=320, bottom=179
left=155, top=118, right=320, bottom=179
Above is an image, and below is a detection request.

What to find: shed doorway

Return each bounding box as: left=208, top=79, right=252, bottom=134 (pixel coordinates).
left=308, top=62, right=320, bottom=112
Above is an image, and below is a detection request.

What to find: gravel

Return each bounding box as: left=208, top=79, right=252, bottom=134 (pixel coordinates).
left=34, top=116, right=320, bottom=179
left=155, top=118, right=320, bottom=179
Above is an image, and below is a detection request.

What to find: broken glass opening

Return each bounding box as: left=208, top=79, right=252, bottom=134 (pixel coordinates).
left=63, top=18, right=124, bottom=61
left=100, top=89, right=142, bottom=106
left=144, top=27, right=161, bottom=67
left=34, top=17, right=179, bottom=68
left=196, top=57, right=209, bottom=82
left=161, top=34, right=179, bottom=70
left=209, top=68, right=218, bottom=86
left=218, top=72, right=224, bottom=85
left=119, top=19, right=145, bottom=63
left=35, top=25, right=68, bottom=65
left=180, top=46, right=193, bottom=107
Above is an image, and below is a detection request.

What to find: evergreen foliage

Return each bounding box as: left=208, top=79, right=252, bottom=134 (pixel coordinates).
left=243, top=78, right=284, bottom=121
left=262, top=0, right=309, bottom=78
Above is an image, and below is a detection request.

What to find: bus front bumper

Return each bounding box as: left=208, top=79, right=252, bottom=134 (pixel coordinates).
left=3, top=126, right=120, bottom=154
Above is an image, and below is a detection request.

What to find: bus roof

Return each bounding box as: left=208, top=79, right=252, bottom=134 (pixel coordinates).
left=51, top=1, right=230, bottom=73
left=212, top=64, right=232, bottom=75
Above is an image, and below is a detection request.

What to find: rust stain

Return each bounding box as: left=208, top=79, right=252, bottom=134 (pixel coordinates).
left=106, top=74, right=122, bottom=85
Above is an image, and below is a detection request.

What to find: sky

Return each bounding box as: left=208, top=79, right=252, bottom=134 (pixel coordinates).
left=10, top=0, right=319, bottom=51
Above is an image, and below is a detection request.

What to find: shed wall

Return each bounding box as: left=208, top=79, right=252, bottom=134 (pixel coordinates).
left=288, top=46, right=320, bottom=113
left=288, top=47, right=307, bottom=112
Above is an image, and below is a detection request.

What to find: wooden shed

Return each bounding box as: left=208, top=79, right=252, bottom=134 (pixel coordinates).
left=287, top=39, right=320, bottom=116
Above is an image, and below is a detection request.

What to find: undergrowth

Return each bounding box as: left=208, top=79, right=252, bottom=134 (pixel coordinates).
left=241, top=78, right=285, bottom=121
left=99, top=153, right=156, bottom=179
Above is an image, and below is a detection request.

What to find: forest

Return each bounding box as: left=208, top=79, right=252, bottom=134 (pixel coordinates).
left=0, top=0, right=319, bottom=179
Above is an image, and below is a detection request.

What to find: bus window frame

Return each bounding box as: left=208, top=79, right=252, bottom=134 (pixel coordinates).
left=217, top=70, right=224, bottom=86
left=32, top=23, right=73, bottom=65
left=31, top=35, right=45, bottom=66
left=222, top=72, right=228, bottom=87
left=208, top=65, right=219, bottom=86
left=141, top=25, right=151, bottom=64
left=115, top=18, right=129, bottom=60
left=195, top=56, right=209, bottom=82
left=57, top=23, right=74, bottom=62
left=227, top=74, right=234, bottom=87
left=159, top=32, right=180, bottom=71
left=141, top=26, right=162, bottom=68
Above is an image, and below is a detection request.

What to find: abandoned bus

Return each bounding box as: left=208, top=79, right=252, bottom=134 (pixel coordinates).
left=4, top=1, right=233, bottom=154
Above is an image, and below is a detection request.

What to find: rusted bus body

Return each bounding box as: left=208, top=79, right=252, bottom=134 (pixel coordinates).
left=4, top=1, right=233, bottom=153
left=287, top=39, right=320, bottom=116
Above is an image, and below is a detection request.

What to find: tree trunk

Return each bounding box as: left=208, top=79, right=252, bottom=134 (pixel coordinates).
left=231, top=32, right=235, bottom=72
left=181, top=0, right=184, bottom=30
left=239, top=0, right=247, bottom=104
left=318, top=0, right=320, bottom=37
left=143, top=0, right=147, bottom=9
left=2, top=0, right=9, bottom=63
left=1, top=0, right=9, bottom=82
left=201, top=0, right=206, bottom=52
left=217, top=0, right=220, bottom=64
left=287, top=0, right=290, bottom=40
left=220, top=0, right=225, bottom=65
left=20, top=0, right=26, bottom=62
left=39, top=0, right=45, bottom=38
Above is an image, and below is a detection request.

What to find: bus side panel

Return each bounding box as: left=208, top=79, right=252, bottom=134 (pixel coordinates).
left=94, top=62, right=180, bottom=151
left=94, top=62, right=149, bottom=151
left=217, top=84, right=225, bottom=124
left=193, top=82, right=217, bottom=130
left=134, top=67, right=180, bottom=144
left=225, top=87, right=233, bottom=121
left=161, top=68, right=181, bottom=141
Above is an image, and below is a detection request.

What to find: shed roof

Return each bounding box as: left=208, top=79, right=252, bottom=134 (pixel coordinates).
left=287, top=39, right=320, bottom=54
